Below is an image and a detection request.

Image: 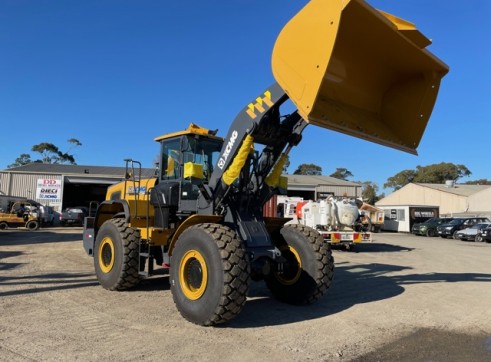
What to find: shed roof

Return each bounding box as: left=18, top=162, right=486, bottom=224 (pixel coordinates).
left=2, top=163, right=156, bottom=178
left=414, top=183, right=491, bottom=197
left=285, top=174, right=360, bottom=187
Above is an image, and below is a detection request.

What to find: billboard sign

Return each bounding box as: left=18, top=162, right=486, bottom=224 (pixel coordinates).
left=36, top=178, right=62, bottom=200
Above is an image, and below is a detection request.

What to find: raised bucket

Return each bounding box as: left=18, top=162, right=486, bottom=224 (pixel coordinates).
left=272, top=0, right=449, bottom=154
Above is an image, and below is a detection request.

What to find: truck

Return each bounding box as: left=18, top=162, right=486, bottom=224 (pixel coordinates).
left=82, top=0, right=448, bottom=326
left=287, top=197, right=371, bottom=249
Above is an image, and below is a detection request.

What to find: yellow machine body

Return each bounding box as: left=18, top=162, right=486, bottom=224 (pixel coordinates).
left=272, top=0, right=449, bottom=154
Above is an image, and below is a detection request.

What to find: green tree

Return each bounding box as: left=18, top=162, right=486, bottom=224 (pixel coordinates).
left=384, top=162, right=472, bottom=191
left=7, top=153, right=34, bottom=168
left=384, top=169, right=416, bottom=191
left=464, top=179, right=491, bottom=185
left=8, top=139, right=82, bottom=168
left=330, top=168, right=353, bottom=180
left=413, top=163, right=471, bottom=183
left=293, top=163, right=322, bottom=175
left=361, top=181, right=379, bottom=204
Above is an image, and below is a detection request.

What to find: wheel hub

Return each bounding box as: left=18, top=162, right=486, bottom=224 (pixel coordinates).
left=186, top=259, right=203, bottom=290
left=179, top=250, right=208, bottom=300
left=99, top=237, right=115, bottom=273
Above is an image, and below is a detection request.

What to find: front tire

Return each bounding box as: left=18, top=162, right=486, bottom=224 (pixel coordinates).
left=0, top=222, right=8, bottom=230
left=265, top=224, right=334, bottom=305
left=26, top=220, right=40, bottom=231
left=475, top=234, right=483, bottom=242
left=170, top=223, right=250, bottom=326
left=94, top=218, right=141, bottom=290
left=426, top=229, right=436, bottom=237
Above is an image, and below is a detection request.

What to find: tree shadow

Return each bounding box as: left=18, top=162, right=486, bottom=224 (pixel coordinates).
left=0, top=229, right=82, bottom=246
left=0, top=272, right=99, bottom=297
left=0, top=250, right=25, bottom=271
left=0, top=273, right=99, bottom=297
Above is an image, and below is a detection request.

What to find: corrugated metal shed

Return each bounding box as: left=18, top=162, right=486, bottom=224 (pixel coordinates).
left=0, top=163, right=156, bottom=211
left=285, top=174, right=362, bottom=198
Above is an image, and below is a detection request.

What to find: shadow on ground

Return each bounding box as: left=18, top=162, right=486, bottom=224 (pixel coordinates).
left=127, top=261, right=491, bottom=328
left=351, top=328, right=491, bottom=362
left=228, top=262, right=491, bottom=328
left=0, top=271, right=99, bottom=297
left=0, top=229, right=82, bottom=246
left=332, top=242, right=414, bottom=253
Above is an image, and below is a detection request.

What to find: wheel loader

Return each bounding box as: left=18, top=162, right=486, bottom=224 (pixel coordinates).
left=83, top=0, right=448, bottom=326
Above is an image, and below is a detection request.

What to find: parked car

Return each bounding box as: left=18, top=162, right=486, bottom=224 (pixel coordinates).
left=60, top=207, right=88, bottom=226
left=436, top=217, right=491, bottom=239
left=478, top=225, right=491, bottom=243
left=411, top=217, right=454, bottom=237
left=454, top=222, right=491, bottom=242
left=37, top=205, right=55, bottom=226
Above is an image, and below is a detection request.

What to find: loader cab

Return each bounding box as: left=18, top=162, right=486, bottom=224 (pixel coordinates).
left=160, top=134, right=222, bottom=184
left=152, top=124, right=223, bottom=219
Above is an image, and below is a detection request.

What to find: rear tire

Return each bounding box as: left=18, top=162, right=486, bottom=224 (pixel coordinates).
left=265, top=224, right=334, bottom=305
left=170, top=223, right=250, bottom=326
left=94, top=218, right=141, bottom=290
left=0, top=222, right=8, bottom=230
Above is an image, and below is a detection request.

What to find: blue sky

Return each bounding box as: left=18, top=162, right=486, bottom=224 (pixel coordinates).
left=1, top=0, right=490, bottom=195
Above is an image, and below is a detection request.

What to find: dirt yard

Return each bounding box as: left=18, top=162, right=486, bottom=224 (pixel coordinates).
left=1, top=228, right=490, bottom=361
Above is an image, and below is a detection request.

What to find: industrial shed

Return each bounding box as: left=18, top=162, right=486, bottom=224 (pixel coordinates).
left=0, top=164, right=155, bottom=212
left=376, top=182, right=491, bottom=224
left=284, top=174, right=362, bottom=200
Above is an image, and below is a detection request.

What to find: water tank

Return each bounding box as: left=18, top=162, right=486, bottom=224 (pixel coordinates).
left=445, top=180, right=455, bottom=188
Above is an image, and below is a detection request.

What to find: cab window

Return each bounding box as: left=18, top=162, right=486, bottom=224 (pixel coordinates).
left=160, top=138, right=181, bottom=180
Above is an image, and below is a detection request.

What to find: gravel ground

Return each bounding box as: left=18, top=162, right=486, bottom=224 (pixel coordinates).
left=1, top=228, right=490, bottom=361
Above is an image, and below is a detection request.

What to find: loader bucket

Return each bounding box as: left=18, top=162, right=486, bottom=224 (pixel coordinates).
left=272, top=0, right=449, bottom=154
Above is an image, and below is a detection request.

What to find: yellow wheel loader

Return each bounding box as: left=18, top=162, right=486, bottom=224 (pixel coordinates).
left=83, top=0, right=448, bottom=326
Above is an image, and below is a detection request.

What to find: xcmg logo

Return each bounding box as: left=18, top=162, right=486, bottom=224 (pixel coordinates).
left=217, top=130, right=238, bottom=169
left=128, top=186, right=147, bottom=195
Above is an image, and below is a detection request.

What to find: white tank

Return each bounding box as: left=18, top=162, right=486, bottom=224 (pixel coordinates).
left=334, top=198, right=359, bottom=230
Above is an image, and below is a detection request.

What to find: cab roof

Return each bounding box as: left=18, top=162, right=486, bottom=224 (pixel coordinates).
left=154, top=123, right=223, bottom=142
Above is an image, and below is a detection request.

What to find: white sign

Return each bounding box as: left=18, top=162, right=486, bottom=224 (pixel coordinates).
left=36, top=178, right=62, bottom=200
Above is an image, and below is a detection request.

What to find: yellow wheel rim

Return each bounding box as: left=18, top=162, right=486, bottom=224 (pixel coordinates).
left=98, top=237, right=115, bottom=273
left=179, top=249, right=208, bottom=300
left=275, top=245, right=302, bottom=285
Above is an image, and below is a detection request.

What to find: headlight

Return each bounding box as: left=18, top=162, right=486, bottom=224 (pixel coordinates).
left=445, top=226, right=453, bottom=230
left=420, top=226, right=427, bottom=231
